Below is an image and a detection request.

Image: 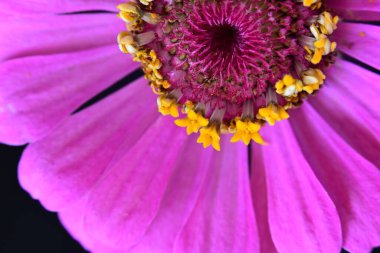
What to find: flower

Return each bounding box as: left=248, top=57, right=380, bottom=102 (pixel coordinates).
left=0, top=0, right=380, bottom=253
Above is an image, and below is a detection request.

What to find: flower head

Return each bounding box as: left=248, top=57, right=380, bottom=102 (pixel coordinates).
left=0, top=1, right=379, bottom=253
left=116, top=0, right=341, bottom=150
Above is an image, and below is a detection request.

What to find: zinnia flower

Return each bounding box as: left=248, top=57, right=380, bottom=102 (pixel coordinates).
left=1, top=0, right=379, bottom=252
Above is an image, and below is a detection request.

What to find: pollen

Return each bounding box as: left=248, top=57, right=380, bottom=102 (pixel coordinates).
left=117, top=0, right=339, bottom=150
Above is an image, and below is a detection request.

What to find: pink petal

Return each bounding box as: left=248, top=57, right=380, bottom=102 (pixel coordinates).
left=290, top=103, right=380, bottom=253
left=327, top=0, right=380, bottom=11
left=335, top=10, right=380, bottom=21
left=173, top=139, right=259, bottom=253
left=250, top=147, right=278, bottom=253
left=311, top=59, right=380, bottom=167
left=19, top=78, right=157, bottom=211
left=0, top=0, right=122, bottom=14
left=251, top=121, right=342, bottom=253
left=0, top=45, right=138, bottom=145
left=82, top=117, right=189, bottom=250
left=0, top=12, right=124, bottom=61
left=335, top=22, right=380, bottom=70
left=129, top=136, right=216, bottom=252
left=59, top=199, right=125, bottom=253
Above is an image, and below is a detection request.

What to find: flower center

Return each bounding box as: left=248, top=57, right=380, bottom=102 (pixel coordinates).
left=209, top=24, right=240, bottom=53
left=117, top=0, right=339, bottom=151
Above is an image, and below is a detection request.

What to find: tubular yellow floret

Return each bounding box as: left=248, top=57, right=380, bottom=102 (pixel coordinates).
left=139, top=0, right=154, bottom=6
left=157, top=96, right=179, bottom=117
left=175, top=109, right=209, bottom=135
left=197, top=125, right=221, bottom=151
left=275, top=74, right=303, bottom=98
left=230, top=119, right=265, bottom=145
left=257, top=103, right=289, bottom=126
left=301, top=68, right=325, bottom=94
left=117, top=2, right=142, bottom=24
left=302, top=0, right=322, bottom=9
left=318, top=12, right=339, bottom=35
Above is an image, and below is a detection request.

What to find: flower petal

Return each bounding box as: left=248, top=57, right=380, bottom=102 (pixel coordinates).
left=250, top=147, right=278, bottom=253
left=0, top=12, right=123, bottom=61
left=327, top=0, right=380, bottom=12
left=0, top=45, right=138, bottom=145
left=251, top=121, right=342, bottom=253
left=290, top=103, right=380, bottom=253
left=82, top=117, right=189, bottom=250
left=335, top=10, right=380, bottom=21
left=59, top=200, right=125, bottom=253
left=336, top=22, right=380, bottom=70
left=128, top=136, right=215, bottom=252
left=0, top=0, right=122, bottom=14
left=173, top=139, right=259, bottom=253
left=18, top=78, right=157, bottom=211
left=311, top=59, right=380, bottom=168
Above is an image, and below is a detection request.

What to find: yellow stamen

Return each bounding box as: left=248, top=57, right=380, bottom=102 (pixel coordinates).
left=257, top=103, right=289, bottom=126
left=301, top=68, right=325, bottom=94
left=117, top=2, right=142, bottom=24
left=157, top=96, right=179, bottom=117
left=275, top=74, right=303, bottom=98
left=318, top=12, right=339, bottom=35
left=139, top=0, right=154, bottom=6
left=230, top=119, right=265, bottom=145
left=197, top=125, right=221, bottom=151
left=175, top=109, right=209, bottom=135
left=303, top=0, right=322, bottom=9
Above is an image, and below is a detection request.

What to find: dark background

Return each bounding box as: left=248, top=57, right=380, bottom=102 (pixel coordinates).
left=0, top=144, right=86, bottom=253
left=0, top=143, right=379, bottom=253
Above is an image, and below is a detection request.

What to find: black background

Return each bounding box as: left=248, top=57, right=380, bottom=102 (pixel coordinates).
left=0, top=143, right=379, bottom=253
left=0, top=144, right=86, bottom=253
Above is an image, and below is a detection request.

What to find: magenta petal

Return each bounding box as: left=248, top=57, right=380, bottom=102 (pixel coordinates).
left=311, top=59, right=380, bottom=167
left=252, top=121, right=342, bottom=253
left=173, top=139, right=259, bottom=253
left=290, top=103, right=380, bottom=253
left=335, top=10, right=380, bottom=21
left=18, top=78, right=157, bottom=211
left=0, top=0, right=123, bottom=14
left=82, top=118, right=189, bottom=250
left=129, top=136, right=215, bottom=252
left=0, top=46, right=138, bottom=145
left=250, top=147, right=277, bottom=253
left=0, top=12, right=123, bottom=61
left=327, top=0, right=380, bottom=11
left=59, top=200, right=125, bottom=253
left=336, top=23, right=380, bottom=70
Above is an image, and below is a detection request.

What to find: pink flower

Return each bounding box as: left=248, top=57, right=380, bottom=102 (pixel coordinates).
left=0, top=0, right=379, bottom=252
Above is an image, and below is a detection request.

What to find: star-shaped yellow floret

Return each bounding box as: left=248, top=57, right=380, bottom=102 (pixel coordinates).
left=175, top=110, right=209, bottom=135
left=318, top=12, right=339, bottom=35
left=230, top=119, right=265, bottom=145
left=303, top=0, right=321, bottom=9
left=197, top=125, right=220, bottom=151
left=301, top=68, right=325, bottom=94
left=257, top=103, right=289, bottom=126
left=117, top=2, right=142, bottom=24
left=157, top=96, right=178, bottom=117
left=275, top=74, right=303, bottom=98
